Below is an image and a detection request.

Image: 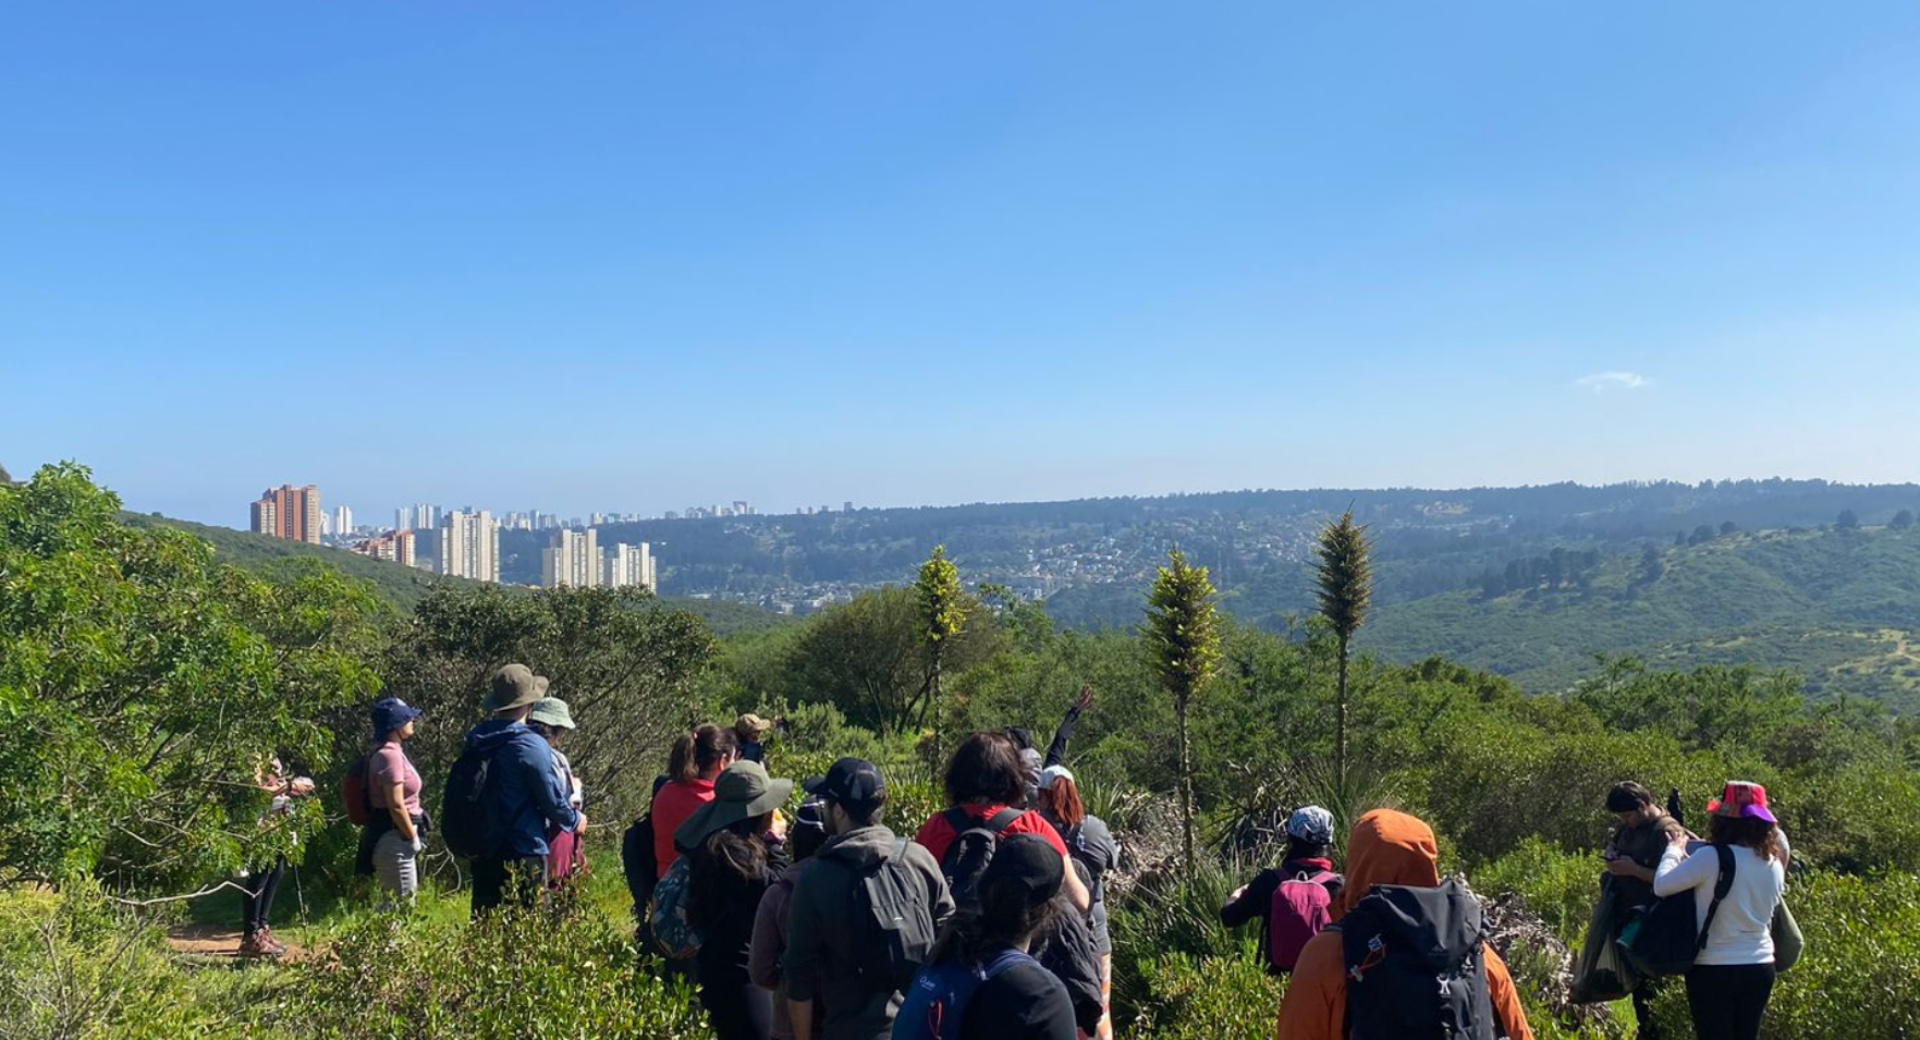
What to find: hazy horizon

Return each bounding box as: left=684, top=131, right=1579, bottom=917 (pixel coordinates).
left=6, top=3, right=1918, bottom=524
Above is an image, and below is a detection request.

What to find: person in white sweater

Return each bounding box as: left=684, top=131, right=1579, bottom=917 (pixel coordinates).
left=1653, top=781, right=1787, bottom=1040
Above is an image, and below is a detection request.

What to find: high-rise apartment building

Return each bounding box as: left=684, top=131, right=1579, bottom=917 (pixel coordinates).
left=541, top=527, right=600, bottom=588
left=413, top=504, right=440, bottom=531
left=395, top=506, right=413, bottom=532
left=334, top=505, right=354, bottom=537
left=604, top=542, right=657, bottom=592
left=249, top=485, right=322, bottom=544
left=439, top=510, right=500, bottom=583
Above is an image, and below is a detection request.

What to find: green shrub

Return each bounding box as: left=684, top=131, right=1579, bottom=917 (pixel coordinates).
left=0, top=885, right=250, bottom=1040
left=1125, top=953, right=1281, bottom=1040
left=1472, top=838, right=1609, bottom=946
left=260, top=903, right=711, bottom=1039
left=1108, top=854, right=1260, bottom=1029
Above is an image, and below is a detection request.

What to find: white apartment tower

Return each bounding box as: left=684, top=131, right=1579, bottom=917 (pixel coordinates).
left=541, top=527, right=600, bottom=588
left=604, top=542, right=657, bottom=592
left=334, top=505, right=354, bottom=537
left=440, top=510, right=500, bottom=583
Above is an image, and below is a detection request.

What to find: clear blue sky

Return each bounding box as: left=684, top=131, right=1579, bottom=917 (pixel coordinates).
left=5, top=3, right=1919, bottom=526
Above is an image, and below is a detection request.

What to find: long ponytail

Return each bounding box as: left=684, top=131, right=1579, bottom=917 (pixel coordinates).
left=672, top=723, right=738, bottom=784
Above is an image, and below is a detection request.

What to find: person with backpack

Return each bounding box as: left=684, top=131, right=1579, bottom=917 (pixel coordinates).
left=1221, top=805, right=1343, bottom=975
left=677, top=760, right=795, bottom=1040
left=784, top=757, right=955, bottom=1040
left=623, top=773, right=673, bottom=931
left=893, top=834, right=1078, bottom=1040
left=1033, top=766, right=1117, bottom=1040
left=448, top=663, right=581, bottom=916
left=913, top=733, right=1092, bottom=916
left=1601, top=781, right=1688, bottom=1037
left=653, top=723, right=740, bottom=874
left=751, top=798, right=831, bottom=1040
left=527, top=694, right=587, bottom=885
left=366, top=696, right=427, bottom=902
left=1274, top=809, right=1533, bottom=1040
left=1651, top=781, right=1788, bottom=1040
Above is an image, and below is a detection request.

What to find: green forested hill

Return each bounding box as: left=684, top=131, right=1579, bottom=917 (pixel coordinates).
left=1364, top=524, right=1920, bottom=707
left=126, top=513, right=466, bottom=608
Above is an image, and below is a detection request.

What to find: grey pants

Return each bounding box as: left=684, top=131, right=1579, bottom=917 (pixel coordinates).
left=373, top=828, right=419, bottom=900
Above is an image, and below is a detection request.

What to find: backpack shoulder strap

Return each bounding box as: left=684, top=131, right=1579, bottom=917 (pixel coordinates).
left=1697, top=843, right=1738, bottom=952
left=984, top=807, right=1023, bottom=833
left=943, top=807, right=975, bottom=834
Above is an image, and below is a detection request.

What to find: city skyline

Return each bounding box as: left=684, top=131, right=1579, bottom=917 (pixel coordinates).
left=7, top=4, right=1920, bottom=523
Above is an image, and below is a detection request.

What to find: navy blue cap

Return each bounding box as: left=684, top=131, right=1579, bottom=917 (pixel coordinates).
left=371, top=697, right=423, bottom=737
left=804, top=757, right=886, bottom=809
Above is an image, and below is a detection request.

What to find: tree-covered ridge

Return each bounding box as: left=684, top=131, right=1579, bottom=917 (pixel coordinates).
left=501, top=478, right=1920, bottom=607
left=1367, top=523, right=1920, bottom=708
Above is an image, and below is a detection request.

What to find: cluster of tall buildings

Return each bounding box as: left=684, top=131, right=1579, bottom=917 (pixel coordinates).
left=540, top=528, right=656, bottom=591
left=247, top=485, right=666, bottom=590
left=249, top=485, right=323, bottom=544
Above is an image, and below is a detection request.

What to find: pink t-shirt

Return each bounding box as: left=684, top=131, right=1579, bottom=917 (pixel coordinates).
left=369, top=742, right=423, bottom=817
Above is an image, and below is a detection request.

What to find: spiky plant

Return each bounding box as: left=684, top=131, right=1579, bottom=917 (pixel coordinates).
left=1144, top=549, right=1221, bottom=874
left=914, top=545, right=969, bottom=762
left=1314, top=510, right=1374, bottom=796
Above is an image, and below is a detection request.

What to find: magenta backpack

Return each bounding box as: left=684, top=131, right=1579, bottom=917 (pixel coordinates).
left=1267, top=869, right=1341, bottom=972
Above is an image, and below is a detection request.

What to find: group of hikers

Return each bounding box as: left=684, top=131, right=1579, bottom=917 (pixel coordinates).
left=243, top=662, right=1796, bottom=1040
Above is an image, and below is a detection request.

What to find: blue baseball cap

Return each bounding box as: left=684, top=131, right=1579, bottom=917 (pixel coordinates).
left=371, top=697, right=423, bottom=737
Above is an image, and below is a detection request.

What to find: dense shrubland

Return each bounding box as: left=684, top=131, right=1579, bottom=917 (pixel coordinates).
left=5, top=465, right=1920, bottom=1039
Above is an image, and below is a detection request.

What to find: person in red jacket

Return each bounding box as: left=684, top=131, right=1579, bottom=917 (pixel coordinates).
left=913, top=732, right=1091, bottom=915
left=1275, top=809, right=1533, bottom=1040
left=651, top=723, right=739, bottom=872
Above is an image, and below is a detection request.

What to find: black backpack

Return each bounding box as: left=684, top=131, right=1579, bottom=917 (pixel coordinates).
left=440, top=743, right=507, bottom=860
left=1618, top=844, right=1735, bottom=978
left=940, top=807, right=1022, bottom=911
left=1341, top=880, right=1497, bottom=1040
left=846, top=838, right=940, bottom=994
left=622, top=814, right=659, bottom=921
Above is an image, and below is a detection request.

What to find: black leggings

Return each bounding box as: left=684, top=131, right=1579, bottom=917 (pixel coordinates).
left=241, top=857, right=286, bottom=934
left=700, top=983, right=771, bottom=1040
left=1686, top=962, right=1776, bottom=1040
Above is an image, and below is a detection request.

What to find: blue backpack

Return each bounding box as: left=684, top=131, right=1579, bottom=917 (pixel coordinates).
left=649, top=856, right=702, bottom=960
left=892, top=949, right=1037, bottom=1040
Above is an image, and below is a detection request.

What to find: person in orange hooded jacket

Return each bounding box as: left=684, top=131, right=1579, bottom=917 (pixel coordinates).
left=1275, top=809, right=1534, bottom=1040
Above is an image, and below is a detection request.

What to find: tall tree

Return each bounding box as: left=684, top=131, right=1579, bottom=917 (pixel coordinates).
left=1314, top=511, right=1374, bottom=795
left=915, top=545, right=971, bottom=760
left=1144, top=548, right=1220, bottom=874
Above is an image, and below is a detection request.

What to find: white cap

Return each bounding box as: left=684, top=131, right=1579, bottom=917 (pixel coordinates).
left=1038, top=765, right=1074, bottom=790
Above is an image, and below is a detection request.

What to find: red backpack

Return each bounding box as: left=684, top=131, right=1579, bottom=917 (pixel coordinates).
left=1268, top=869, right=1341, bottom=972
left=341, top=753, right=375, bottom=826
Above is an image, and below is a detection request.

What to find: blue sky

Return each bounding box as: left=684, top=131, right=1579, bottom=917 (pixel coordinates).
left=4, top=3, right=1919, bottom=526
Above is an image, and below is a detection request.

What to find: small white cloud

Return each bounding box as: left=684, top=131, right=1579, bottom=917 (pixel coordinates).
left=1575, top=371, right=1649, bottom=393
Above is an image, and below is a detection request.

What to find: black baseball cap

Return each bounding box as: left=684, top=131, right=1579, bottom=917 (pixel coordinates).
left=980, top=834, right=1065, bottom=905
left=804, top=757, right=886, bottom=809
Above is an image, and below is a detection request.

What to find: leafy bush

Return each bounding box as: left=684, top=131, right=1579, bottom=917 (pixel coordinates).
left=1125, top=953, right=1281, bottom=1040
left=0, top=885, right=249, bottom=1040
left=1108, top=854, right=1260, bottom=1030
left=1472, top=839, right=1609, bottom=947
left=257, top=904, right=710, bottom=1039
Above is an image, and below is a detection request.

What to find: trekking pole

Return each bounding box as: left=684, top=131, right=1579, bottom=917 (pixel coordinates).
left=293, top=861, right=307, bottom=920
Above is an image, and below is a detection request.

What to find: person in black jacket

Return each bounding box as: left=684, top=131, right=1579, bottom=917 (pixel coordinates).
left=677, top=761, right=794, bottom=1040
left=923, top=835, right=1079, bottom=1040
left=1220, top=805, right=1341, bottom=972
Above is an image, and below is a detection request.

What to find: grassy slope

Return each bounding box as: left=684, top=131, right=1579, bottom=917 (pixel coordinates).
left=1364, top=525, right=1920, bottom=707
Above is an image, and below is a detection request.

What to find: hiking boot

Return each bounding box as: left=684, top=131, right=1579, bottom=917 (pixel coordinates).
left=259, top=926, right=290, bottom=955
left=239, top=931, right=282, bottom=958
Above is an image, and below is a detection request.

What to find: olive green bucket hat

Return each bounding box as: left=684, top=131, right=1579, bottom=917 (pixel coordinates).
left=484, top=664, right=542, bottom=714
left=675, top=761, right=794, bottom=851
left=528, top=696, right=576, bottom=731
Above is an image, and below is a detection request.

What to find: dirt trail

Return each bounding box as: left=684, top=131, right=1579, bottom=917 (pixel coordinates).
left=166, top=923, right=314, bottom=963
